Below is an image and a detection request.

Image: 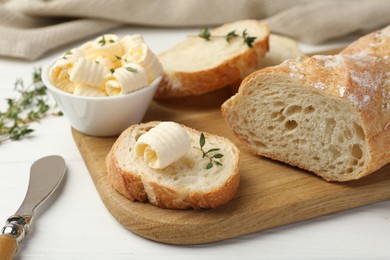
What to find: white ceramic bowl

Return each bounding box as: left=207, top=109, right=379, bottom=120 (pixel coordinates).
left=42, top=63, right=161, bottom=136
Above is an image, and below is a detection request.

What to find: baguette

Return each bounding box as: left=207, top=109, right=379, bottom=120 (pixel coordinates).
left=222, top=26, right=390, bottom=182
left=106, top=121, right=240, bottom=209
left=155, top=20, right=269, bottom=98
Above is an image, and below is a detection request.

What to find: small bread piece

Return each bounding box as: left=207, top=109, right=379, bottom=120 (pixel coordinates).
left=222, top=26, right=390, bottom=182
left=106, top=121, right=240, bottom=209
left=256, top=34, right=303, bottom=68
left=230, top=34, right=303, bottom=93
left=155, top=20, right=269, bottom=98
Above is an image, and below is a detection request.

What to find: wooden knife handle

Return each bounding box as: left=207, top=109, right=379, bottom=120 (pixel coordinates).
left=0, top=234, right=17, bottom=260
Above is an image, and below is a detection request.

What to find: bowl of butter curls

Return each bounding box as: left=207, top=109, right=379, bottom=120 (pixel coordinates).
left=42, top=34, right=162, bottom=136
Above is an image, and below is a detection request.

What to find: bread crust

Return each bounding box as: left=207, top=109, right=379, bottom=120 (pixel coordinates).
left=155, top=20, right=269, bottom=98
left=222, top=26, right=390, bottom=181
left=340, top=26, right=390, bottom=58
left=106, top=121, right=240, bottom=209
left=106, top=135, right=147, bottom=202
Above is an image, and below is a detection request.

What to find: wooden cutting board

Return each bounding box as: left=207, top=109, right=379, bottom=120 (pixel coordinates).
left=72, top=87, right=390, bottom=245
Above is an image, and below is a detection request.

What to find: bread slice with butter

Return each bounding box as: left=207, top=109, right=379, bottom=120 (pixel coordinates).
left=155, top=19, right=269, bottom=98
left=106, top=121, right=240, bottom=209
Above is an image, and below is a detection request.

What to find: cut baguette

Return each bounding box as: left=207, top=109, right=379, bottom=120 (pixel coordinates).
left=222, top=26, right=390, bottom=182
left=155, top=20, right=269, bottom=98
left=106, top=121, right=240, bottom=209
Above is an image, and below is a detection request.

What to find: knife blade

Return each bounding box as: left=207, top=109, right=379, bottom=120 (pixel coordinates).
left=0, top=155, right=66, bottom=260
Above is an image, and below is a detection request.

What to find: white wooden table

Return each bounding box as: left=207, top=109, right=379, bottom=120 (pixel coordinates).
left=0, top=26, right=389, bottom=259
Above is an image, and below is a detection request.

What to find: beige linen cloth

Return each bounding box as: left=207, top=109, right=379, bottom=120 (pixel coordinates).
left=1, top=0, right=389, bottom=60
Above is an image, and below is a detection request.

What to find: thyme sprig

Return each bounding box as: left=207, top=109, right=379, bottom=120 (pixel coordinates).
left=113, top=55, right=122, bottom=62
left=226, top=30, right=239, bottom=42
left=197, top=28, right=257, bottom=48
left=198, top=133, right=224, bottom=169
left=198, top=28, right=211, bottom=41
left=62, top=51, right=72, bottom=60
left=98, top=35, right=115, bottom=47
left=241, top=29, right=257, bottom=48
left=0, top=68, right=62, bottom=144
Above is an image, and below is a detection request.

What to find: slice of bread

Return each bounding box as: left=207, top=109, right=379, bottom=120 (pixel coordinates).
left=155, top=20, right=269, bottom=98
left=222, top=26, right=390, bottom=182
left=106, top=121, right=240, bottom=209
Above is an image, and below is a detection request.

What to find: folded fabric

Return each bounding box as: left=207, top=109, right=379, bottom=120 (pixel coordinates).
left=1, top=0, right=389, bottom=60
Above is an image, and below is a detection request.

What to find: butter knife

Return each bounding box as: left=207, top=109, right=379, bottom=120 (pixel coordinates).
left=0, top=155, right=66, bottom=260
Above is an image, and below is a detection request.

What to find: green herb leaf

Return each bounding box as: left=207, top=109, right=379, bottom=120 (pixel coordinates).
left=109, top=68, right=115, bottom=74
left=242, top=29, right=248, bottom=38
left=98, top=35, right=106, bottom=46
left=62, top=51, right=72, bottom=60
left=244, top=35, right=257, bottom=48
left=9, top=125, right=34, bottom=140
left=206, top=162, right=213, bottom=169
left=125, top=67, right=137, bottom=72
left=198, top=28, right=211, bottom=41
left=215, top=161, right=223, bottom=167
left=212, top=153, right=224, bottom=159
left=205, top=148, right=220, bottom=154
left=242, top=29, right=257, bottom=48
left=226, top=30, right=238, bottom=42
left=206, top=148, right=220, bottom=153
left=200, top=132, right=206, bottom=148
